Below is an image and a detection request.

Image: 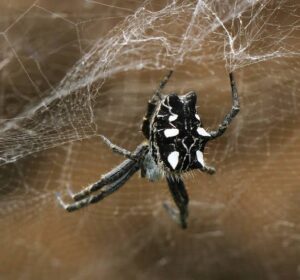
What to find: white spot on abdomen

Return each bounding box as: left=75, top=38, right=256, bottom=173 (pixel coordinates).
left=168, top=151, right=179, bottom=169
left=164, top=128, right=179, bottom=138
left=196, top=150, right=205, bottom=166
left=197, top=127, right=210, bottom=137
left=195, top=114, right=200, bottom=120
left=169, top=114, right=178, bottom=122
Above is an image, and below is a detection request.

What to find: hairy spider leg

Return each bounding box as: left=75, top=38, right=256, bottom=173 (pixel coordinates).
left=154, top=70, right=173, bottom=99
left=56, top=139, right=147, bottom=203
left=99, top=135, right=138, bottom=161
left=71, top=159, right=137, bottom=201
left=142, top=70, right=174, bottom=138
left=164, top=176, right=189, bottom=229
left=57, top=162, right=140, bottom=212
left=69, top=141, right=148, bottom=201
left=201, top=165, right=216, bottom=175
left=209, top=72, right=240, bottom=139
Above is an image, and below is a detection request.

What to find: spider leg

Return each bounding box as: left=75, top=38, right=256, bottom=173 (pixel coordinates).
left=209, top=72, right=240, bottom=139
left=65, top=143, right=148, bottom=201
left=57, top=163, right=140, bottom=212
left=71, top=159, right=137, bottom=201
left=141, top=71, right=173, bottom=138
left=100, top=135, right=137, bottom=161
left=164, top=176, right=189, bottom=229
left=154, top=70, right=173, bottom=99
left=202, top=165, right=216, bottom=175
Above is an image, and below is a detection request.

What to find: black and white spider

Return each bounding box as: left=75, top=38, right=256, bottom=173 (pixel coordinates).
left=57, top=71, right=240, bottom=229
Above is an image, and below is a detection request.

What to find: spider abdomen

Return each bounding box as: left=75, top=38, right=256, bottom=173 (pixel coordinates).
left=149, top=92, right=211, bottom=173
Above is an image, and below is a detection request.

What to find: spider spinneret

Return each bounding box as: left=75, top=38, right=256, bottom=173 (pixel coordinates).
left=57, top=71, right=240, bottom=229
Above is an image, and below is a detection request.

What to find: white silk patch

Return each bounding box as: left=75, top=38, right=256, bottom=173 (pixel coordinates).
left=168, top=151, right=179, bottom=169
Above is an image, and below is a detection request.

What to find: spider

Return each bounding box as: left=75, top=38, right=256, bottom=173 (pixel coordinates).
left=57, top=71, right=240, bottom=229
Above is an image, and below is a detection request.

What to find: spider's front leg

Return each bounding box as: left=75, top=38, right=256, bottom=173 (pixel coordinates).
left=57, top=139, right=148, bottom=211
left=69, top=158, right=138, bottom=202
left=164, top=176, right=189, bottom=229
left=154, top=70, right=173, bottom=99
left=70, top=139, right=148, bottom=201
left=142, top=70, right=173, bottom=139
left=57, top=162, right=141, bottom=212
left=209, top=72, right=240, bottom=139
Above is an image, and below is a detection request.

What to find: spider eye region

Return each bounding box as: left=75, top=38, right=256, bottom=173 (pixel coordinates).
left=150, top=92, right=211, bottom=172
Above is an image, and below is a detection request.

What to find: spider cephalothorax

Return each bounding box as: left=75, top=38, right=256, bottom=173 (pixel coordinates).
left=57, top=71, right=240, bottom=229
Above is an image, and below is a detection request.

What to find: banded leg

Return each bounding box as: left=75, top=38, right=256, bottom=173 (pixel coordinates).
left=100, top=135, right=136, bottom=161
left=209, top=72, right=240, bottom=139
left=142, top=70, right=173, bottom=138
left=59, top=142, right=148, bottom=202
left=57, top=163, right=140, bottom=212
left=71, top=159, right=137, bottom=201
left=164, top=176, right=189, bottom=229
left=202, top=165, right=216, bottom=175
left=154, top=70, right=173, bottom=99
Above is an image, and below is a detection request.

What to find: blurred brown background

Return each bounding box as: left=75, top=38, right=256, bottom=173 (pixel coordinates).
left=0, top=0, right=299, bottom=279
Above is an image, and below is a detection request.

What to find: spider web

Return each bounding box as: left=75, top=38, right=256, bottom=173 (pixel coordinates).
left=0, top=0, right=299, bottom=279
